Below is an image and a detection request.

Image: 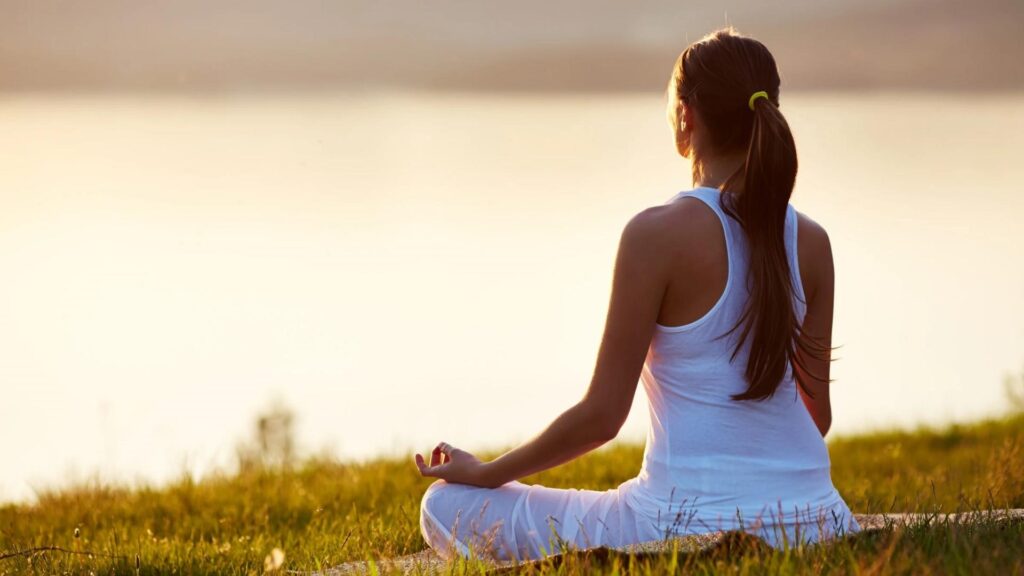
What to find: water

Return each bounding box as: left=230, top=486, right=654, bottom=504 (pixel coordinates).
left=2, top=91, right=1022, bottom=503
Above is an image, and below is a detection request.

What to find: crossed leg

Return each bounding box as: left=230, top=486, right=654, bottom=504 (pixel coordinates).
left=419, top=479, right=630, bottom=562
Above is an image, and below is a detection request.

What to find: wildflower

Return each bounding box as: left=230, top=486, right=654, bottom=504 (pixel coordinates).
left=263, top=547, right=285, bottom=572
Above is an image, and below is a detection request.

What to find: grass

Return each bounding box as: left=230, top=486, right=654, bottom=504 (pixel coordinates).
left=1, top=412, right=1023, bottom=575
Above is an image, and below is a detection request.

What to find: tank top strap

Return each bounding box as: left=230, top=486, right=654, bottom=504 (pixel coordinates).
left=669, top=186, right=744, bottom=256
left=667, top=188, right=745, bottom=305
left=667, top=188, right=805, bottom=320
left=784, top=203, right=808, bottom=321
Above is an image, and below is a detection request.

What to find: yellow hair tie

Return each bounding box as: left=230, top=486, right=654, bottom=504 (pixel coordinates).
left=748, top=90, right=769, bottom=111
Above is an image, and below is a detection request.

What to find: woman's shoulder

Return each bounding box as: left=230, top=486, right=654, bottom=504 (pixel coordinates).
left=794, top=209, right=832, bottom=261
left=616, top=192, right=728, bottom=284
left=628, top=192, right=723, bottom=251
left=794, top=208, right=829, bottom=242
left=794, top=208, right=834, bottom=303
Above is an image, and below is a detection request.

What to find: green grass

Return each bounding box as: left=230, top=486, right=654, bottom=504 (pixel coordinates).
left=2, top=413, right=1023, bottom=575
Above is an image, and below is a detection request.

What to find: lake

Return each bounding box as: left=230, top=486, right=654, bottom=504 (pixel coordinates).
left=2, top=90, right=1022, bottom=503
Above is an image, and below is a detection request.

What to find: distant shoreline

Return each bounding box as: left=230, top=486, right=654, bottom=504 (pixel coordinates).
left=3, top=0, right=1021, bottom=94
left=2, top=86, right=1023, bottom=98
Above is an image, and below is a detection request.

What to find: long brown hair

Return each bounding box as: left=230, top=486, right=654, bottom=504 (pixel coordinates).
left=667, top=27, right=832, bottom=402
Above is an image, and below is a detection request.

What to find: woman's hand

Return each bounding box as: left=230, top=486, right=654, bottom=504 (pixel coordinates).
left=414, top=441, right=501, bottom=488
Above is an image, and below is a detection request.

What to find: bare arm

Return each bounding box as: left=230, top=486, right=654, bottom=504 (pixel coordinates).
left=414, top=208, right=670, bottom=488
left=794, top=214, right=834, bottom=437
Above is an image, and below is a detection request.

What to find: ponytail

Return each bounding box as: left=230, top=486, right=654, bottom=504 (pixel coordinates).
left=721, top=93, right=809, bottom=401
left=673, top=27, right=833, bottom=402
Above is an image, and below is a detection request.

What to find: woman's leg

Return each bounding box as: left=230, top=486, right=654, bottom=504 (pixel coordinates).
left=713, top=497, right=863, bottom=550
left=419, top=479, right=622, bottom=562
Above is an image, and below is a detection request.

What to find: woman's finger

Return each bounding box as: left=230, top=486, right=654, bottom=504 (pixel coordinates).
left=414, top=453, right=434, bottom=477
left=426, top=441, right=461, bottom=468
left=416, top=455, right=453, bottom=481
left=435, top=442, right=453, bottom=465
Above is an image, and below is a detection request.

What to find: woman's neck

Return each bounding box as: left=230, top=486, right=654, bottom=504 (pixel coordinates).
left=693, top=151, right=747, bottom=191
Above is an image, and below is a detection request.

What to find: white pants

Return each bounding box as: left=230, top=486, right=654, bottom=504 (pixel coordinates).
left=419, top=478, right=652, bottom=562
left=419, top=478, right=861, bottom=562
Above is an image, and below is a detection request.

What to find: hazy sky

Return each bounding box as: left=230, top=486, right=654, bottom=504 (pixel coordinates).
left=2, top=0, right=1022, bottom=92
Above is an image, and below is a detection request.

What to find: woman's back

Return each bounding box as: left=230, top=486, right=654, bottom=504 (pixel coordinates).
left=618, top=186, right=859, bottom=545
left=418, top=29, right=861, bottom=561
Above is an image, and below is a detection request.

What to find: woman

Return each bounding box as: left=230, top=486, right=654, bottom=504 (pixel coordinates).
left=414, top=26, right=861, bottom=562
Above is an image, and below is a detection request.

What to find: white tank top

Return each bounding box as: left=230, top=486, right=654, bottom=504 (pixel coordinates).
left=622, top=186, right=852, bottom=534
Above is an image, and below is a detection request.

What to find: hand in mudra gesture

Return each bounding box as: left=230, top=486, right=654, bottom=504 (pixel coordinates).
left=414, top=441, right=499, bottom=488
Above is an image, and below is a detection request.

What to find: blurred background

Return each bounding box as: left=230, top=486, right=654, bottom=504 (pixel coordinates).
left=2, top=0, right=1023, bottom=503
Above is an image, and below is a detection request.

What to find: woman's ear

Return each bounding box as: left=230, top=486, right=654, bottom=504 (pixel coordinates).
left=680, top=101, right=694, bottom=133
left=674, top=101, right=694, bottom=158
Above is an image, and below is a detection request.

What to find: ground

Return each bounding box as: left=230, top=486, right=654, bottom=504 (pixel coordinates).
left=2, top=413, right=1022, bottom=574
